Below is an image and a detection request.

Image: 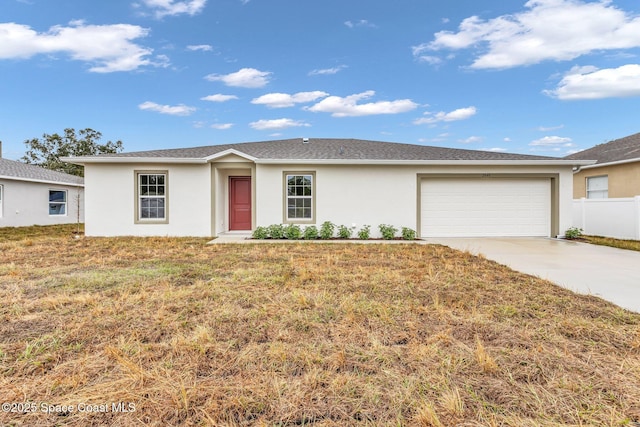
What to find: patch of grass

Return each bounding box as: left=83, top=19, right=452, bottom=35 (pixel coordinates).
left=0, top=225, right=639, bottom=426
left=583, top=235, right=640, bottom=252
left=0, top=223, right=83, bottom=241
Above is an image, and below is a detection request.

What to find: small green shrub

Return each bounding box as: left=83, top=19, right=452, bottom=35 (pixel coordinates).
left=252, top=226, right=269, bottom=239
left=268, top=224, right=285, bottom=239
left=319, top=221, right=336, bottom=239
left=284, top=224, right=302, bottom=240
left=303, top=225, right=319, bottom=240
left=379, top=224, right=398, bottom=240
left=337, top=225, right=355, bottom=239
left=565, top=227, right=583, bottom=240
left=401, top=227, right=416, bottom=240
left=357, top=225, right=371, bottom=240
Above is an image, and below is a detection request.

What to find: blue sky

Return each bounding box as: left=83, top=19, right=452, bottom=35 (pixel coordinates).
left=2, top=0, right=640, bottom=160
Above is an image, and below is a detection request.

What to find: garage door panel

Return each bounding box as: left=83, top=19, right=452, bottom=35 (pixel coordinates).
left=421, top=178, right=550, bottom=237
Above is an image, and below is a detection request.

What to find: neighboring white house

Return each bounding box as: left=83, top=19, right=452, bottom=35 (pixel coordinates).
left=0, top=157, right=84, bottom=228
left=64, top=138, right=593, bottom=238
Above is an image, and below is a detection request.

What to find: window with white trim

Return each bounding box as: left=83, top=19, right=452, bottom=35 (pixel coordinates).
left=137, top=172, right=167, bottom=221
left=285, top=173, right=314, bottom=221
left=0, top=185, right=3, bottom=218
left=586, top=175, right=608, bottom=199
left=49, top=190, right=67, bottom=215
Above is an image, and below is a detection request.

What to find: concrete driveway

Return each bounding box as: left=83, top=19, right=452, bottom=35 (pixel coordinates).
left=424, top=237, right=640, bottom=313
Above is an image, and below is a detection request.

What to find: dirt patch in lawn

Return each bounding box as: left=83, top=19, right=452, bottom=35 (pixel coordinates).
left=1, top=225, right=639, bottom=426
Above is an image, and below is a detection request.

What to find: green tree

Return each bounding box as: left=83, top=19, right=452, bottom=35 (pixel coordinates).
left=21, top=128, right=123, bottom=177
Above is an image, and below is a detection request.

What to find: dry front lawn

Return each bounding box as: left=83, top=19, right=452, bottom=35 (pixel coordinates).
left=1, top=225, right=639, bottom=426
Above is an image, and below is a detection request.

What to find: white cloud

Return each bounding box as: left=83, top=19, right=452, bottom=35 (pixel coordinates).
left=344, top=20, right=377, bottom=29
left=154, top=54, right=170, bottom=68
left=308, top=65, right=347, bottom=76
left=187, top=44, right=213, bottom=51
left=529, top=135, right=574, bottom=147
left=0, top=22, right=160, bottom=72
left=503, top=137, right=512, bottom=142
left=458, top=136, right=483, bottom=144
left=137, top=0, right=207, bottom=18
left=484, top=147, right=508, bottom=152
left=418, top=0, right=640, bottom=69
left=545, top=64, right=640, bottom=100
left=413, top=54, right=443, bottom=66
left=211, top=123, right=233, bottom=130
left=418, top=133, right=450, bottom=143
left=249, top=118, right=311, bottom=130
left=414, top=106, right=477, bottom=125
left=537, top=124, right=564, bottom=131
left=138, top=101, right=196, bottom=116
left=205, top=68, right=272, bottom=88
left=200, top=94, right=238, bottom=102
left=251, top=91, right=329, bottom=108
left=306, top=90, right=417, bottom=117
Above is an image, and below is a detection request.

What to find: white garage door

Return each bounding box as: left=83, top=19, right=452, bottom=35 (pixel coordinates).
left=421, top=178, right=551, bottom=237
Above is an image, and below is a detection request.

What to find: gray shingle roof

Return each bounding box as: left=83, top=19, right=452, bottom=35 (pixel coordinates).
left=88, top=138, right=559, bottom=161
left=0, top=158, right=84, bottom=185
left=564, top=132, right=640, bottom=164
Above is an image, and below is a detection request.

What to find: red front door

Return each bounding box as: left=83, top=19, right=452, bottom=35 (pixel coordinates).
left=229, top=176, right=252, bottom=230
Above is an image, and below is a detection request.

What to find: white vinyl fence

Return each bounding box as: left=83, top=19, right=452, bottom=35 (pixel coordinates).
left=572, top=197, right=640, bottom=240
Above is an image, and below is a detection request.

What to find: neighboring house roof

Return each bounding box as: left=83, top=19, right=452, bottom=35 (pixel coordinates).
left=64, top=138, right=593, bottom=166
left=0, top=157, right=84, bottom=186
left=565, top=132, right=640, bottom=168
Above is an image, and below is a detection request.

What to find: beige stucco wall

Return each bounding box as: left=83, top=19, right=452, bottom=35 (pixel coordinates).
left=84, top=163, right=212, bottom=237
left=0, top=178, right=84, bottom=227
left=573, top=161, right=640, bottom=198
